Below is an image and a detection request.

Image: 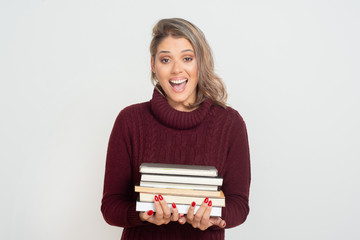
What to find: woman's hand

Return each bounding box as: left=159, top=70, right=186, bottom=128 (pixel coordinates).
left=139, top=194, right=180, bottom=225
left=178, top=198, right=226, bottom=230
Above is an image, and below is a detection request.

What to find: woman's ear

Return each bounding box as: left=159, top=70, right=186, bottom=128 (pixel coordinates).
left=151, top=56, right=155, bottom=73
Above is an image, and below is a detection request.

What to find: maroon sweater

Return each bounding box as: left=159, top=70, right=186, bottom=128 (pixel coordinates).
left=101, top=89, right=251, bottom=240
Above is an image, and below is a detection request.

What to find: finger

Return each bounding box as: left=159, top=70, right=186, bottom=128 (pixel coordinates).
left=209, top=216, right=222, bottom=225
left=209, top=217, right=226, bottom=228
left=178, top=214, right=186, bottom=224
left=220, top=219, right=226, bottom=228
left=200, top=200, right=212, bottom=228
left=158, top=195, right=171, bottom=219
left=153, top=195, right=164, bottom=221
left=193, top=198, right=209, bottom=228
left=186, top=201, right=197, bottom=223
left=170, top=202, right=179, bottom=221
left=139, top=210, right=154, bottom=222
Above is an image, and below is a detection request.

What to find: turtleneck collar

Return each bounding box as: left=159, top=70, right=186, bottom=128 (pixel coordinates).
left=150, top=88, right=212, bottom=130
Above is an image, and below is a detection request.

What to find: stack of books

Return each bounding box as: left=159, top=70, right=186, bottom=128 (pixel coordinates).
left=135, top=163, right=225, bottom=217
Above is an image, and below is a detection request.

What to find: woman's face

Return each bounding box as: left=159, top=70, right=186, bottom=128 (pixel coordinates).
left=152, top=36, right=198, bottom=112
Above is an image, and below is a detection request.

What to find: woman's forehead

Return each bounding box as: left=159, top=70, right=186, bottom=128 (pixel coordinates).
left=157, top=36, right=194, bottom=54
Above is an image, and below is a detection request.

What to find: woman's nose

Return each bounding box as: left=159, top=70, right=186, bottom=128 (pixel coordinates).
left=171, top=60, right=183, bottom=74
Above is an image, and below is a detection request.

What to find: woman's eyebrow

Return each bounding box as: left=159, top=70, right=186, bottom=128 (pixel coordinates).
left=181, top=49, right=194, bottom=53
left=158, top=49, right=194, bottom=54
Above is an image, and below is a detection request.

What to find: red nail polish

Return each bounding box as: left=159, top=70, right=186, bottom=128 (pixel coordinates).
left=172, top=202, right=176, bottom=208
left=147, top=210, right=153, bottom=216
left=180, top=214, right=184, bottom=218
left=191, top=201, right=196, bottom=207
left=159, top=194, right=163, bottom=200
left=222, top=222, right=226, bottom=227
left=154, top=195, right=159, bottom=201
left=204, top=197, right=209, bottom=203
left=208, top=200, right=212, bottom=206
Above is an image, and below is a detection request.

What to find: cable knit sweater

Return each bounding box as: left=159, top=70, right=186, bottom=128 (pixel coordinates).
left=101, top=89, right=251, bottom=240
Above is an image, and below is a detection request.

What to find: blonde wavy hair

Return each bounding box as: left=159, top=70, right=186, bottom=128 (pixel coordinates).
left=150, top=18, right=228, bottom=109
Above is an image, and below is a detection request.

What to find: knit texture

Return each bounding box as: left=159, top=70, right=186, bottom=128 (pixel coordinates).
left=101, top=89, right=251, bottom=240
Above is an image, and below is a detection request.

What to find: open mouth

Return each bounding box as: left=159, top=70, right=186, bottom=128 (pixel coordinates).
left=169, top=79, right=188, bottom=93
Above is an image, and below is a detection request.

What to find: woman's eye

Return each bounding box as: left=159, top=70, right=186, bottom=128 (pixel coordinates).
left=161, top=58, right=170, bottom=63
left=184, top=57, right=193, bottom=62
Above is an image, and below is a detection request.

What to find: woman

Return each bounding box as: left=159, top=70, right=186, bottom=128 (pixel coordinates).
left=101, top=18, right=251, bottom=239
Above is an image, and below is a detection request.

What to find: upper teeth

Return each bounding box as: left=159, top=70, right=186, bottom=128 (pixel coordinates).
left=170, top=79, right=187, bottom=84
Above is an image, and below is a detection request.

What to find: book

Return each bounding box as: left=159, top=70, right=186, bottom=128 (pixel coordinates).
left=140, top=181, right=218, bottom=191
left=139, top=193, right=225, bottom=207
left=136, top=201, right=222, bottom=217
left=141, top=174, right=223, bottom=186
left=140, top=163, right=218, bottom=177
left=135, top=186, right=224, bottom=198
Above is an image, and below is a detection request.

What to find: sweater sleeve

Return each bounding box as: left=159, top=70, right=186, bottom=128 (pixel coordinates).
left=220, top=112, right=251, bottom=228
left=101, top=109, right=148, bottom=228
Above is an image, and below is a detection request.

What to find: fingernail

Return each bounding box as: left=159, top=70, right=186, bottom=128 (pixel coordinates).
left=147, top=210, right=153, bottom=216
left=191, top=201, right=196, bottom=207
left=154, top=195, right=159, bottom=201
left=159, top=194, right=163, bottom=200
left=208, top=200, right=212, bottom=206
left=180, top=214, right=184, bottom=218
left=222, top=222, right=226, bottom=227
left=172, top=202, right=176, bottom=208
left=204, top=197, right=209, bottom=203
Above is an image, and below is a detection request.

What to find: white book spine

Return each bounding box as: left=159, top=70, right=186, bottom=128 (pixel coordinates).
left=136, top=201, right=222, bottom=217
left=140, top=163, right=218, bottom=177
left=140, top=181, right=218, bottom=191
left=141, top=174, right=223, bottom=186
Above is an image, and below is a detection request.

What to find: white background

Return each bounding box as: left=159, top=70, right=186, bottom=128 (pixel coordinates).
left=1, top=0, right=359, bottom=239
